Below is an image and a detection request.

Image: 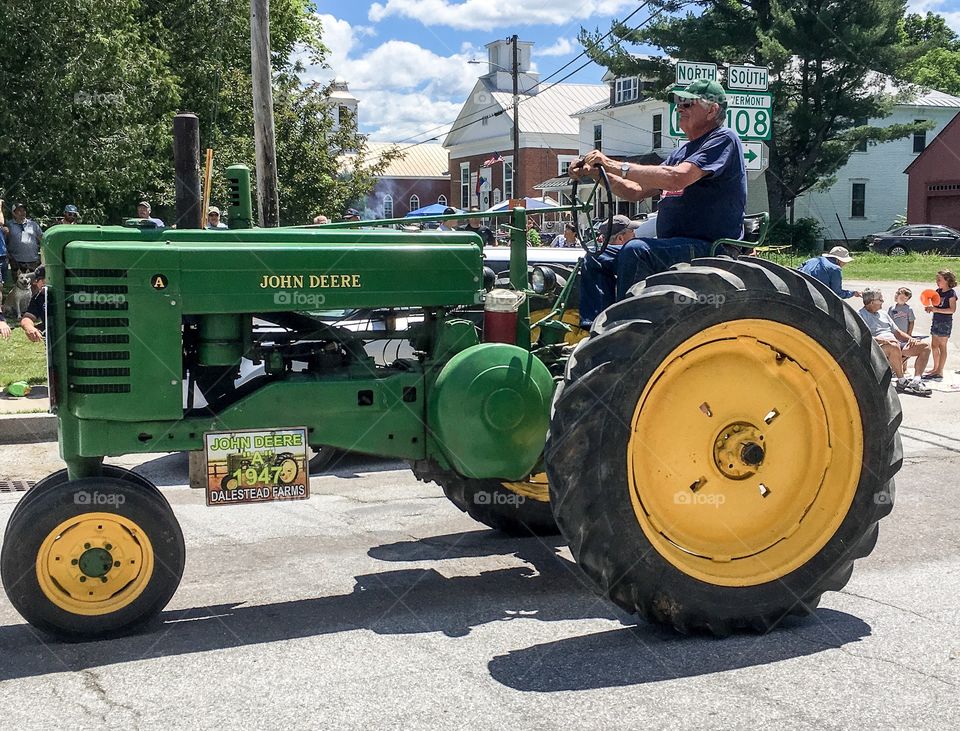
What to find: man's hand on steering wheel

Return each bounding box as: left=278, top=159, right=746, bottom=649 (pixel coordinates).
left=570, top=150, right=616, bottom=180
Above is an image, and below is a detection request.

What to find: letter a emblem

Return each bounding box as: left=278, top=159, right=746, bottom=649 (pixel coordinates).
left=152, top=274, right=168, bottom=289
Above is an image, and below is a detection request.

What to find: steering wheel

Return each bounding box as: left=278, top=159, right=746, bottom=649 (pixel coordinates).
left=570, top=164, right=614, bottom=256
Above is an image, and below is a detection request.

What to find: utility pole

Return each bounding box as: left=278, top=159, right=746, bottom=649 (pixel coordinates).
left=251, top=0, right=280, bottom=226
left=511, top=34, right=521, bottom=201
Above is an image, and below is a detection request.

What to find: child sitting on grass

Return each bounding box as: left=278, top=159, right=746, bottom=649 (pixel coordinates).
left=923, top=270, right=957, bottom=381
left=888, top=287, right=915, bottom=336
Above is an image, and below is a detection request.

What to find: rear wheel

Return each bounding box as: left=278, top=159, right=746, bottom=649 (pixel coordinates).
left=412, top=462, right=559, bottom=536
left=546, top=258, right=901, bottom=634
left=2, top=476, right=185, bottom=638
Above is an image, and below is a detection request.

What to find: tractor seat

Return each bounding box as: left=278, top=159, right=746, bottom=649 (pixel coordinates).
left=710, top=212, right=770, bottom=257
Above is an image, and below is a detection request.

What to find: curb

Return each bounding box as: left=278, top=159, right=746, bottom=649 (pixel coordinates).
left=0, top=412, right=58, bottom=444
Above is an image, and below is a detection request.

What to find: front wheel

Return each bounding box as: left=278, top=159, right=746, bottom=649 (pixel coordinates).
left=2, top=476, right=186, bottom=638
left=546, top=257, right=902, bottom=634
left=889, top=245, right=908, bottom=256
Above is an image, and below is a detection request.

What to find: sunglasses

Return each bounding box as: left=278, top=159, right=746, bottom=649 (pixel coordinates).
left=676, top=99, right=698, bottom=109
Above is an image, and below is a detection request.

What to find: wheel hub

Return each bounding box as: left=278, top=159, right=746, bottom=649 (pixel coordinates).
left=78, top=546, right=114, bottom=578
left=713, top=422, right=766, bottom=480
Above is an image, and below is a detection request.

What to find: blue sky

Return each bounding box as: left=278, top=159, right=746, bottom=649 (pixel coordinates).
left=309, top=1, right=960, bottom=143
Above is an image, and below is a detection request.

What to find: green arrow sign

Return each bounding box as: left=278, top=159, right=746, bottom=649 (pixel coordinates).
left=744, top=149, right=758, bottom=162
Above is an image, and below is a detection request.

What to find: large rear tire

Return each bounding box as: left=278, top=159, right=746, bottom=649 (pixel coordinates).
left=412, top=462, right=559, bottom=536
left=546, top=258, right=901, bottom=634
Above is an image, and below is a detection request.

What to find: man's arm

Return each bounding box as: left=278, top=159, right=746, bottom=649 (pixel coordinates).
left=572, top=151, right=707, bottom=202
left=828, top=266, right=859, bottom=299
left=19, top=312, right=42, bottom=342
left=0, top=314, right=10, bottom=340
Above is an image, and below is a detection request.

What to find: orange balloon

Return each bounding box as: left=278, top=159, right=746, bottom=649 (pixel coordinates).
left=921, top=289, right=941, bottom=307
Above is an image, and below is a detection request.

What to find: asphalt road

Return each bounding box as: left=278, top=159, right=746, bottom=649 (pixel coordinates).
left=0, top=386, right=958, bottom=730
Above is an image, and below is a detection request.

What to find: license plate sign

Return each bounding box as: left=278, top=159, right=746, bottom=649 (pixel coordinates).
left=204, top=427, right=310, bottom=506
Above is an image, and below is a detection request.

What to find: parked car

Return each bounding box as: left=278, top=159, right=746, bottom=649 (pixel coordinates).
left=866, top=224, right=960, bottom=256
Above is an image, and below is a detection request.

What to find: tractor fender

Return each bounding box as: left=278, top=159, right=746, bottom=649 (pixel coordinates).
left=428, top=344, right=553, bottom=481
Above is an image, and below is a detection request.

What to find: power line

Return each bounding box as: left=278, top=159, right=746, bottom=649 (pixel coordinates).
left=391, top=2, right=658, bottom=153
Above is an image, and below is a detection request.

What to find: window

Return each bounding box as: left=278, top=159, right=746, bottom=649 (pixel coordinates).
left=652, top=114, right=662, bottom=149
left=558, top=155, right=577, bottom=176
left=460, top=163, right=470, bottom=208
left=383, top=194, right=393, bottom=219
left=504, top=159, right=514, bottom=200
left=913, top=121, right=927, bottom=153
left=593, top=124, right=602, bottom=151
left=493, top=188, right=502, bottom=205
left=338, top=105, right=349, bottom=126
left=854, top=117, right=867, bottom=153
left=851, top=183, right=865, bottom=218
left=437, top=194, right=447, bottom=206
left=614, top=77, right=639, bottom=104
left=409, top=195, right=420, bottom=212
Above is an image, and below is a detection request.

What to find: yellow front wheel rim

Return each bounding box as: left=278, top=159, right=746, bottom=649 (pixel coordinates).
left=530, top=308, right=589, bottom=345
left=36, top=512, right=155, bottom=616
left=502, top=472, right=550, bottom=502
left=627, top=320, right=863, bottom=587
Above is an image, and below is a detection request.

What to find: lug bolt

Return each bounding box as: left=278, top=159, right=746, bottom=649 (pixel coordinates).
left=84, top=543, right=91, bottom=549
left=104, top=544, right=112, bottom=550
left=71, top=559, right=78, bottom=565
left=114, top=561, right=121, bottom=568
left=79, top=576, right=87, bottom=582
left=101, top=576, right=108, bottom=583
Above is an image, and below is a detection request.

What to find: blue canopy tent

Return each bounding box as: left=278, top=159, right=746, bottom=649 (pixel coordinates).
left=405, top=203, right=464, bottom=217
left=484, top=197, right=559, bottom=213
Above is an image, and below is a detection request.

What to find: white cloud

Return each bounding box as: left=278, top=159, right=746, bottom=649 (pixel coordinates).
left=907, top=1, right=960, bottom=32
left=368, top=0, right=638, bottom=31
left=535, top=37, right=578, bottom=57
left=310, top=14, right=484, bottom=141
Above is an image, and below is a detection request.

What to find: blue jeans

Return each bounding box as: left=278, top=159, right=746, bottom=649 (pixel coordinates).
left=579, top=236, right=713, bottom=326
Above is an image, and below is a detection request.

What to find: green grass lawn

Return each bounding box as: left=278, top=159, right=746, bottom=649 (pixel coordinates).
left=0, top=328, right=47, bottom=387
left=762, top=252, right=958, bottom=282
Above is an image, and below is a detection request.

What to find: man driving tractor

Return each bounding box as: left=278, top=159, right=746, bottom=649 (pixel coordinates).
left=570, top=79, right=747, bottom=328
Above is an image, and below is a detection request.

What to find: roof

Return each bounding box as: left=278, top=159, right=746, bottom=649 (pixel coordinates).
left=356, top=142, right=450, bottom=179
left=491, top=82, right=607, bottom=136
left=900, top=88, right=960, bottom=108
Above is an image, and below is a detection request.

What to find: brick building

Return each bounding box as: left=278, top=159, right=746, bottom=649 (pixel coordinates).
left=905, top=109, right=960, bottom=231
left=443, top=39, right=606, bottom=211
left=359, top=142, right=451, bottom=219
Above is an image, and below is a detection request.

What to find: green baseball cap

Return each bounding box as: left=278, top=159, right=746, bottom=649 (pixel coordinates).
left=672, top=79, right=727, bottom=106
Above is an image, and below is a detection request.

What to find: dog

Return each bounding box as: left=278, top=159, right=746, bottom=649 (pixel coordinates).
left=2, top=269, right=34, bottom=321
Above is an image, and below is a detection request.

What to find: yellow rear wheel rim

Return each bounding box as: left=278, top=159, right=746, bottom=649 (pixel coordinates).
left=502, top=472, right=550, bottom=502
left=36, top=512, right=155, bottom=616
left=627, top=319, right=863, bottom=587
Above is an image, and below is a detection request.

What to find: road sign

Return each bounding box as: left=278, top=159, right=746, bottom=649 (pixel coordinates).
left=669, top=90, right=772, bottom=141
left=676, top=61, right=717, bottom=85
left=727, top=64, right=769, bottom=91
left=743, top=142, right=767, bottom=172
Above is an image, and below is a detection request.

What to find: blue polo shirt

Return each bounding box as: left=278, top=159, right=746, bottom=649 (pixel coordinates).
left=656, top=125, right=747, bottom=242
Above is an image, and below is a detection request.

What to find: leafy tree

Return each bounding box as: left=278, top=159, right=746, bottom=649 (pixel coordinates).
left=580, top=0, right=933, bottom=221
left=898, top=12, right=960, bottom=95
left=0, top=0, right=392, bottom=226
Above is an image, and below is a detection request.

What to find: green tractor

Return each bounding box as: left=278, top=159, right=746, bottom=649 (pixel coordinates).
left=1, top=168, right=900, bottom=638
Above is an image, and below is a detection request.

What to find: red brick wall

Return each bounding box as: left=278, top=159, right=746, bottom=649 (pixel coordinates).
left=449, top=147, right=578, bottom=208
left=366, top=177, right=450, bottom=218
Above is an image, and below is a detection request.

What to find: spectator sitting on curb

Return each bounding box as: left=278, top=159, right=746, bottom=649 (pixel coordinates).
left=799, top=246, right=861, bottom=300
left=858, top=287, right=930, bottom=396
left=19, top=265, right=46, bottom=343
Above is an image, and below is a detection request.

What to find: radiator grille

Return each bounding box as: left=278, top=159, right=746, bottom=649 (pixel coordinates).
left=64, top=269, right=133, bottom=397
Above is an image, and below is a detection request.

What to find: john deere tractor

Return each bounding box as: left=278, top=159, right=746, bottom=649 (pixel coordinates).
left=1, top=167, right=901, bottom=638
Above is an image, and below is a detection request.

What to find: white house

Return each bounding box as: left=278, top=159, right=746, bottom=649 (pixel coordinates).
left=793, top=88, right=960, bottom=244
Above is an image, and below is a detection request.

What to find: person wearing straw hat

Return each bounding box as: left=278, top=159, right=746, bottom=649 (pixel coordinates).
left=799, top=246, right=861, bottom=299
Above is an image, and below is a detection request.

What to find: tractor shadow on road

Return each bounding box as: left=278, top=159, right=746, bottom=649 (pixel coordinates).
left=488, top=608, right=871, bottom=691
left=0, top=531, right=869, bottom=683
